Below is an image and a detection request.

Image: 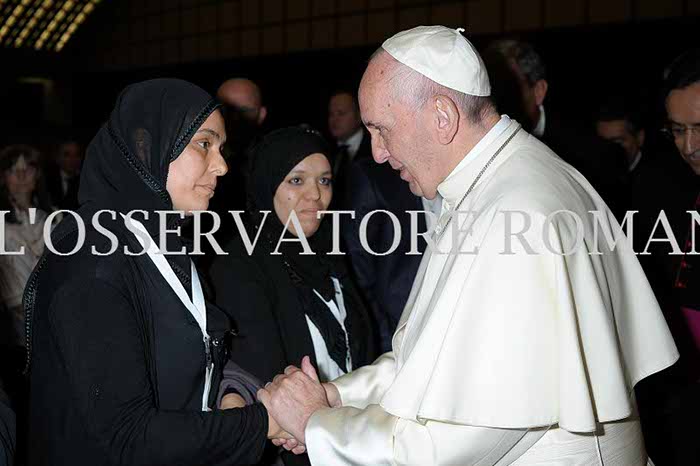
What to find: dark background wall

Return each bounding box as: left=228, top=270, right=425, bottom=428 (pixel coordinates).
left=0, top=0, right=698, bottom=151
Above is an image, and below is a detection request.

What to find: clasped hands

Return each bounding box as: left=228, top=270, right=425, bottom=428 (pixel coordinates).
left=257, top=356, right=341, bottom=455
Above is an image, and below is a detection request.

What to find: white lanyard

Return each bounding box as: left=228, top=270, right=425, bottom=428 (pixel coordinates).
left=122, top=216, right=213, bottom=412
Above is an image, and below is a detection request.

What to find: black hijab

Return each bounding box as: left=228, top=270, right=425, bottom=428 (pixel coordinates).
left=81, top=79, right=221, bottom=284
left=247, top=126, right=352, bottom=372
left=78, top=78, right=220, bottom=233
left=24, top=79, right=221, bottom=369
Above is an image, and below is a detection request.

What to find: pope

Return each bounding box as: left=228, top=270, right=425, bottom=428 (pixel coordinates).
left=258, top=26, right=679, bottom=465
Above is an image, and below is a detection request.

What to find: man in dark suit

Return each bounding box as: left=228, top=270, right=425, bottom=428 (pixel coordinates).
left=327, top=90, right=434, bottom=351
left=341, top=156, right=432, bottom=353
left=596, top=101, right=647, bottom=175
left=327, top=90, right=373, bottom=208
left=46, top=140, right=82, bottom=210
left=595, top=99, right=693, bottom=253
left=215, top=78, right=268, bottom=212
left=199, top=77, right=268, bottom=260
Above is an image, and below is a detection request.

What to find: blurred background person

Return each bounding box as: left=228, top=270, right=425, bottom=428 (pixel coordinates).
left=341, top=156, right=429, bottom=353
left=0, top=145, right=54, bottom=349
left=594, top=97, right=694, bottom=278
left=0, top=144, right=54, bottom=466
left=596, top=99, right=647, bottom=174
left=46, top=139, right=82, bottom=210
left=483, top=39, right=629, bottom=218
left=326, top=90, right=372, bottom=208
left=207, top=78, right=269, bottom=254
left=209, top=126, right=375, bottom=466
left=217, top=77, right=268, bottom=160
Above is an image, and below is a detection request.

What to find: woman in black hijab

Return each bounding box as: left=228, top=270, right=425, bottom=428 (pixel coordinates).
left=24, top=79, right=280, bottom=466
left=209, top=126, right=375, bottom=465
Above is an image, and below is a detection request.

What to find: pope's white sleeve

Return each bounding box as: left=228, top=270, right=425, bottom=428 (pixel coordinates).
left=330, top=351, right=396, bottom=409
left=306, top=405, right=397, bottom=466
left=306, top=405, right=548, bottom=466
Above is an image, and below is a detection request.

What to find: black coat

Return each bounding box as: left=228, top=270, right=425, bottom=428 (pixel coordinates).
left=342, top=157, right=426, bottom=352
left=26, top=220, right=268, bottom=466
left=208, top=235, right=375, bottom=466
left=209, top=235, right=375, bottom=386
left=45, top=165, right=80, bottom=211
left=0, top=382, right=13, bottom=466
left=330, top=129, right=373, bottom=210
left=25, top=79, right=269, bottom=466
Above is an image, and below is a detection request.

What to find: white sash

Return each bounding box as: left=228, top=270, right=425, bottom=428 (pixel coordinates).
left=122, top=215, right=213, bottom=412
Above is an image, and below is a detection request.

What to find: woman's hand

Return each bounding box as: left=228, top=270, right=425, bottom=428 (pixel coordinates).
left=270, top=416, right=306, bottom=456
left=272, top=437, right=307, bottom=455
left=220, top=393, right=246, bottom=409
left=267, top=410, right=285, bottom=438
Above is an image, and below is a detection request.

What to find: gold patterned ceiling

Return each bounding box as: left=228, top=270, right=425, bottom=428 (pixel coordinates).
left=0, top=0, right=101, bottom=52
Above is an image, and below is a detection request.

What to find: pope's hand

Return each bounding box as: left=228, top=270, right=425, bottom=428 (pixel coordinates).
left=257, top=356, right=330, bottom=445
left=323, top=382, right=341, bottom=408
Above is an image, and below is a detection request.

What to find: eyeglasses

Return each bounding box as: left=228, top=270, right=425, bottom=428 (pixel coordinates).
left=661, top=123, right=700, bottom=140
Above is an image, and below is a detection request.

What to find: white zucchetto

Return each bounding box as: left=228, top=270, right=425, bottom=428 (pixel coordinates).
left=381, top=25, right=491, bottom=97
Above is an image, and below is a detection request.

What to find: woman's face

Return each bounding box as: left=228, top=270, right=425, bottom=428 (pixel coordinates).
left=167, top=110, right=228, bottom=213
left=4, top=155, right=37, bottom=199
left=273, top=153, right=332, bottom=238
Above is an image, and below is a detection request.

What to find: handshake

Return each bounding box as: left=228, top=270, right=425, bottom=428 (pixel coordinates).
left=222, top=356, right=341, bottom=455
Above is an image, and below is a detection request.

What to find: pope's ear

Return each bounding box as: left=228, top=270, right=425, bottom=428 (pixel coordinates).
left=433, top=95, right=459, bottom=145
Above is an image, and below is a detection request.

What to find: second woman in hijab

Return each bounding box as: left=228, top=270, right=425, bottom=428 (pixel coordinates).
left=209, top=126, right=375, bottom=465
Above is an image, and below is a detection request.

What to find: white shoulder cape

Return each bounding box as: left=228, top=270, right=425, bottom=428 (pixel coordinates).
left=376, top=122, right=678, bottom=432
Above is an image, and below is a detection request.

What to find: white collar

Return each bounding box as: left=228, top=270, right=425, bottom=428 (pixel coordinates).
left=437, top=115, right=514, bottom=212
left=628, top=151, right=643, bottom=172
left=339, top=127, right=364, bottom=158
left=443, top=115, right=511, bottom=185
left=437, top=115, right=516, bottom=209
left=533, top=105, right=546, bottom=138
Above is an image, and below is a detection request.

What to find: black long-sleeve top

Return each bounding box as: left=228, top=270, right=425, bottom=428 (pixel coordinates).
left=0, top=381, right=14, bottom=466
left=208, top=233, right=376, bottom=466
left=26, top=224, right=268, bottom=466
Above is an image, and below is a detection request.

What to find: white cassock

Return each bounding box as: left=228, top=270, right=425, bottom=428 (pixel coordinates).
left=305, top=116, right=679, bottom=465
